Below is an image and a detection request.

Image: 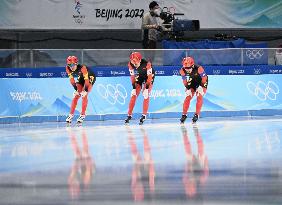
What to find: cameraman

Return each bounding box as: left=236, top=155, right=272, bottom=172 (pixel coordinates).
left=142, top=1, right=161, bottom=49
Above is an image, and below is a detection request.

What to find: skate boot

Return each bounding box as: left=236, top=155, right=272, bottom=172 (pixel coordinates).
left=125, top=115, right=132, bottom=124
left=66, top=114, right=74, bottom=123
left=77, top=114, right=86, bottom=123
left=180, top=114, right=187, bottom=124
left=139, top=114, right=146, bottom=125
left=192, top=114, right=199, bottom=123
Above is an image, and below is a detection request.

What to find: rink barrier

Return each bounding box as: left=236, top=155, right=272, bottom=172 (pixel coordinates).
left=1, top=110, right=282, bottom=124
left=1, top=65, right=282, bottom=124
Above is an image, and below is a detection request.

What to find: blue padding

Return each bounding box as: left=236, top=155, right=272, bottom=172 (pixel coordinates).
left=1, top=65, right=282, bottom=78
left=0, top=117, right=20, bottom=124
left=162, top=39, right=268, bottom=65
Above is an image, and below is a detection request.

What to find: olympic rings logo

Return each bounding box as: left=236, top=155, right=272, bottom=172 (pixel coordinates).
left=97, top=84, right=128, bottom=105
left=26, top=73, right=32, bottom=78
left=172, top=70, right=180, bottom=75
left=61, top=72, right=67, bottom=78
left=246, top=81, right=279, bottom=101
left=246, top=49, right=264, bottom=60
left=213, top=69, right=221, bottom=75
left=253, top=68, right=261, bottom=75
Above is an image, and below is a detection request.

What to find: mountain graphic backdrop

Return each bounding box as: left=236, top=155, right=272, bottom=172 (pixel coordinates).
left=22, top=102, right=50, bottom=116
left=229, top=0, right=282, bottom=27
left=244, top=15, right=279, bottom=28
left=156, top=94, right=226, bottom=112
left=156, top=100, right=182, bottom=112
left=22, top=95, right=79, bottom=116
left=51, top=95, right=79, bottom=115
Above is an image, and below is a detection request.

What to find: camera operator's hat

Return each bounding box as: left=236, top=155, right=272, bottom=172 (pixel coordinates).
left=149, top=1, right=159, bottom=9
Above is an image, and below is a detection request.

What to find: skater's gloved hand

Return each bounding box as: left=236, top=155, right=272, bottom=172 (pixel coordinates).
left=196, top=86, right=206, bottom=96
left=131, top=89, right=136, bottom=97
left=73, top=90, right=80, bottom=97
left=80, top=90, right=88, bottom=98
left=143, top=89, right=149, bottom=99
left=185, top=89, right=192, bottom=97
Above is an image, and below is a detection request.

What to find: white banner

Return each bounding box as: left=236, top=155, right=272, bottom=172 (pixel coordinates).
left=0, top=0, right=281, bottom=29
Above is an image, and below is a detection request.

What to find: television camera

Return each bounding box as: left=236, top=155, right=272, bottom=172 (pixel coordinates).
left=158, top=7, right=200, bottom=39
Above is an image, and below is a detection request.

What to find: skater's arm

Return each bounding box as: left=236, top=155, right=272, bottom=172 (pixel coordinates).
left=66, top=67, right=77, bottom=90
left=180, top=68, right=190, bottom=89
left=198, top=66, right=208, bottom=88
left=81, top=66, right=90, bottom=92
left=128, top=62, right=137, bottom=89
left=145, top=61, right=153, bottom=89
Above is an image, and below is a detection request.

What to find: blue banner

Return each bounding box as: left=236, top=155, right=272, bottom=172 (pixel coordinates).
left=162, top=39, right=268, bottom=66
left=1, top=65, right=282, bottom=78
left=0, top=75, right=282, bottom=117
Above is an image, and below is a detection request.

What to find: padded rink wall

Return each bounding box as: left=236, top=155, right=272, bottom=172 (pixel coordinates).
left=0, top=65, right=282, bottom=123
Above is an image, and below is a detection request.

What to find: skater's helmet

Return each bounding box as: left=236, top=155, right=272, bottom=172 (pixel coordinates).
left=66, top=56, right=78, bottom=71
left=182, top=57, right=194, bottom=68
left=130, top=52, right=142, bottom=65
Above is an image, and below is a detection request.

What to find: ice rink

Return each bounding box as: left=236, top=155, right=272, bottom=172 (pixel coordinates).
left=0, top=117, right=282, bottom=205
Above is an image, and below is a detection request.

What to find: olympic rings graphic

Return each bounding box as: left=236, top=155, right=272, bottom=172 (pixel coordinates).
left=246, top=81, right=279, bottom=101
left=213, top=69, right=221, bottom=75
left=253, top=68, right=261, bottom=75
left=246, top=49, right=264, bottom=60
left=172, top=70, right=180, bottom=75
left=97, top=84, right=128, bottom=105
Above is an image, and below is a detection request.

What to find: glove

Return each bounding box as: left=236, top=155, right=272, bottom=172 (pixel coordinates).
left=80, top=90, right=88, bottom=98
left=143, top=89, right=149, bottom=99
left=196, top=86, right=206, bottom=96
left=185, top=89, right=192, bottom=97
left=131, top=89, right=136, bottom=97
left=73, top=90, right=80, bottom=98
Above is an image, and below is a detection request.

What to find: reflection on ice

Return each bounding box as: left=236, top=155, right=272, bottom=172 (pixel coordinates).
left=0, top=118, right=281, bottom=204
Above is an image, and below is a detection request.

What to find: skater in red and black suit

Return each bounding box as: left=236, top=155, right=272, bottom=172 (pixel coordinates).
left=125, top=52, right=155, bottom=124
left=65, top=56, right=96, bottom=123
left=179, top=57, right=208, bottom=123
